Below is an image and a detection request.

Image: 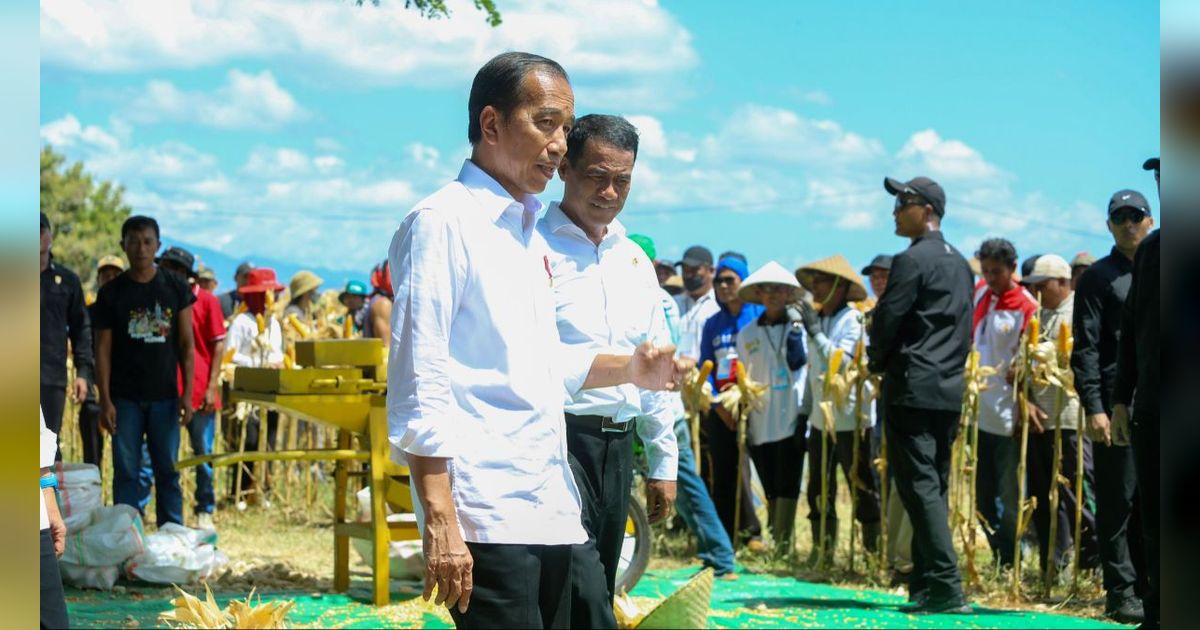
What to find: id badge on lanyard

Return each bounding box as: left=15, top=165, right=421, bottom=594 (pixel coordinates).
left=772, top=366, right=791, bottom=392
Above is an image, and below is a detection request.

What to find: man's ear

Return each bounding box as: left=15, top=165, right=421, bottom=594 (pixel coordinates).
left=558, top=157, right=570, bottom=180
left=479, top=105, right=502, bottom=146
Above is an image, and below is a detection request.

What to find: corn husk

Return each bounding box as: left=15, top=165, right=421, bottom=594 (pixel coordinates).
left=159, top=585, right=295, bottom=629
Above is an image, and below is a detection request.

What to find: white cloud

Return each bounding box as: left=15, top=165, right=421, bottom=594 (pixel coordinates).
left=896, top=129, right=1004, bottom=182
left=122, top=69, right=304, bottom=129
left=40, top=114, right=120, bottom=151
left=408, top=144, right=440, bottom=169
left=702, top=105, right=887, bottom=169
left=41, top=0, right=697, bottom=88
left=242, top=147, right=313, bottom=177
left=793, top=89, right=833, bottom=106
left=625, top=115, right=668, bottom=158
left=313, top=155, right=344, bottom=174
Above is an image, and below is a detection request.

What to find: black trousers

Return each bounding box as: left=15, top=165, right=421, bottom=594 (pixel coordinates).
left=565, top=415, right=634, bottom=629
left=40, top=528, right=69, bottom=629
left=700, top=410, right=762, bottom=543
left=1028, top=429, right=1100, bottom=573
left=748, top=435, right=805, bottom=500
left=449, top=542, right=572, bottom=629
left=1131, top=416, right=1159, bottom=624
left=1093, top=441, right=1141, bottom=603
left=886, top=404, right=964, bottom=603
left=77, top=399, right=105, bottom=468
left=805, top=428, right=881, bottom=525
left=40, top=384, right=67, bottom=461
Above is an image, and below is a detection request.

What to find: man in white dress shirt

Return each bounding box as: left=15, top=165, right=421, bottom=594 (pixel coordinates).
left=674, top=245, right=719, bottom=362
left=537, top=114, right=679, bottom=627
left=386, top=52, right=689, bottom=629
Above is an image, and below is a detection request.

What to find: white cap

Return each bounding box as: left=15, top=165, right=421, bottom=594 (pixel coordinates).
left=1023, top=254, right=1071, bottom=284
left=738, top=261, right=803, bottom=304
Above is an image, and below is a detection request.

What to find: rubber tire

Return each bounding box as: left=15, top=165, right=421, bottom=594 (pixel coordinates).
left=615, top=496, right=651, bottom=595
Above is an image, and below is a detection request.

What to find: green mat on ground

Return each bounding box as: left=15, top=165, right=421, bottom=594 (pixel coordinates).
left=65, top=567, right=1129, bottom=628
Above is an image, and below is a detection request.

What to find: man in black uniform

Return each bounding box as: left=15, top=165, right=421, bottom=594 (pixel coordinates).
left=1112, top=157, right=1160, bottom=630
left=868, top=176, right=973, bottom=614
left=1071, top=188, right=1154, bottom=624
left=40, top=212, right=94, bottom=460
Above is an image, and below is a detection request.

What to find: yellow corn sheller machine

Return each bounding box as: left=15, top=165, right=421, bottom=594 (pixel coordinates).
left=175, top=338, right=415, bottom=606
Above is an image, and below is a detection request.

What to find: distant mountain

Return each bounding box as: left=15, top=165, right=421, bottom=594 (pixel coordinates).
left=161, top=237, right=373, bottom=295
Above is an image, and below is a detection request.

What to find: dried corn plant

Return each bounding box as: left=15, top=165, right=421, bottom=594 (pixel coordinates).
left=715, top=361, right=767, bottom=549
left=681, top=361, right=715, bottom=474
left=160, top=584, right=294, bottom=629
left=954, top=349, right=997, bottom=588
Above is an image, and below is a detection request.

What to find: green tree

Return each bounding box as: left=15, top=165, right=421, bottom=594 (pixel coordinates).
left=40, top=145, right=132, bottom=287
left=355, top=0, right=502, bottom=27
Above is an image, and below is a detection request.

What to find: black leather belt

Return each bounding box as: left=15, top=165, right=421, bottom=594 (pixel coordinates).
left=565, top=413, right=633, bottom=433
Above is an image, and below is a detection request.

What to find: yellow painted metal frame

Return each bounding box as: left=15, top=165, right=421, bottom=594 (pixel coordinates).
left=179, top=366, right=415, bottom=606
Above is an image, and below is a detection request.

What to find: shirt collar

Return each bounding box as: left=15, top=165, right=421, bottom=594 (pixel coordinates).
left=457, top=159, right=543, bottom=223
left=912, top=230, right=945, bottom=246
left=544, top=201, right=626, bottom=244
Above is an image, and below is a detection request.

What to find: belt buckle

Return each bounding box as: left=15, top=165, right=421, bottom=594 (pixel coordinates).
left=601, top=417, right=629, bottom=433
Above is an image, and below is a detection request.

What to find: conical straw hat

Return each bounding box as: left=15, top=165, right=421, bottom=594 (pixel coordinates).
left=637, top=568, right=714, bottom=629
left=738, top=261, right=804, bottom=304
left=794, top=255, right=868, bottom=303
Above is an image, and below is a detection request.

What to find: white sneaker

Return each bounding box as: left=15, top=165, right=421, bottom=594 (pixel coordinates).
left=196, top=512, right=215, bottom=530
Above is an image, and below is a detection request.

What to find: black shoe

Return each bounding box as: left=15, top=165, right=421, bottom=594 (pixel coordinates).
left=1106, top=597, right=1145, bottom=624
left=903, top=595, right=972, bottom=615
left=890, top=570, right=912, bottom=587
left=898, top=599, right=927, bottom=614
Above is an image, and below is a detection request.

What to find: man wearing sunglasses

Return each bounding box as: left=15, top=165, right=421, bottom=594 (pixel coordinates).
left=868, top=175, right=974, bottom=614
left=1071, top=188, right=1154, bottom=624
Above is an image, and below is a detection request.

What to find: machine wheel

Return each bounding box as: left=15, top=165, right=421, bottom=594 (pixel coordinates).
left=614, top=495, right=651, bottom=594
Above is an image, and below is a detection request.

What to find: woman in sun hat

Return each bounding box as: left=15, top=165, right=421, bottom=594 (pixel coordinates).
left=733, top=261, right=809, bottom=554
left=794, top=254, right=882, bottom=562
left=284, top=270, right=324, bottom=324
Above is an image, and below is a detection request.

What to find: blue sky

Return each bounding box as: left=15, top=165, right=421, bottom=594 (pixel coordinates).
left=39, top=0, right=1159, bottom=285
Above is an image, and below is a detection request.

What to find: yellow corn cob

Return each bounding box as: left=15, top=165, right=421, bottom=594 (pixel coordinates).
left=1057, top=321, right=1070, bottom=356
left=255, top=313, right=266, bottom=335
left=735, top=359, right=748, bottom=384
left=1028, top=317, right=1040, bottom=347
left=235, top=301, right=247, bottom=315
left=698, top=359, right=714, bottom=383
left=824, top=349, right=844, bottom=397
left=287, top=313, right=311, bottom=338
left=265, top=289, right=275, bottom=309
left=223, top=347, right=235, bottom=365
left=853, top=336, right=865, bottom=365
left=343, top=315, right=354, bottom=338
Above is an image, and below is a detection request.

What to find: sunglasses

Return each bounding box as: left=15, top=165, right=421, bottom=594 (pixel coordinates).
left=1110, top=207, right=1148, bottom=225
left=714, top=276, right=739, bottom=286
left=893, top=191, right=928, bottom=211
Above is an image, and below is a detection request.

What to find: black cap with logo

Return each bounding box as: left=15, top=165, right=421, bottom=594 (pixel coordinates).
left=860, top=254, right=894, bottom=275
left=884, top=176, right=947, bottom=218
left=676, top=245, right=714, bottom=268
left=1107, top=189, right=1151, bottom=217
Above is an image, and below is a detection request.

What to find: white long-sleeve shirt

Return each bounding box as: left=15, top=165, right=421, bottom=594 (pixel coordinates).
left=40, top=407, right=56, bottom=530
left=386, top=160, right=593, bottom=546
left=675, top=288, right=719, bottom=362
left=537, top=202, right=679, bottom=481
left=802, top=305, right=875, bottom=433
left=225, top=312, right=284, bottom=367
left=736, top=318, right=805, bottom=445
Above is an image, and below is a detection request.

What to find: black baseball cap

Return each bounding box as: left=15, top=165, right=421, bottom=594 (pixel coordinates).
left=235, top=261, right=255, bottom=281
left=1019, top=254, right=1042, bottom=285
left=158, top=246, right=197, bottom=277
left=1142, top=157, right=1159, bottom=172
left=677, top=245, right=714, bottom=268
left=860, top=254, right=893, bottom=275
left=1107, top=189, right=1151, bottom=216
left=884, top=176, right=946, bottom=218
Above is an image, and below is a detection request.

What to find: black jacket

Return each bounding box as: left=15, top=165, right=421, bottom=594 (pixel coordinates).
left=1071, top=246, right=1132, bottom=416
left=1113, top=230, right=1159, bottom=422
left=867, top=231, right=974, bottom=412
left=40, top=259, right=94, bottom=387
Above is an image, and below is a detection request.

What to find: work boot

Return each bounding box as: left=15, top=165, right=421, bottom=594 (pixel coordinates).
left=861, top=521, right=881, bottom=554
left=807, top=519, right=838, bottom=566
left=1106, top=595, right=1145, bottom=624
left=772, top=499, right=798, bottom=556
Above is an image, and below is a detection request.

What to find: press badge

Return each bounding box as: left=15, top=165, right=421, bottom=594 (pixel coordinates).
left=716, top=353, right=735, bottom=381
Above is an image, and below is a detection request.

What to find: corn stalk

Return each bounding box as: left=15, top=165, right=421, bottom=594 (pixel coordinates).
left=848, top=335, right=867, bottom=573
left=716, top=361, right=767, bottom=550
left=957, top=349, right=994, bottom=589
left=1010, top=312, right=1041, bottom=600
left=815, top=349, right=846, bottom=572
left=681, top=361, right=715, bottom=474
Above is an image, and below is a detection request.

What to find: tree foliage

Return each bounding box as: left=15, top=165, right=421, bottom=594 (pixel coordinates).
left=41, top=145, right=132, bottom=284
left=354, top=0, right=502, bottom=27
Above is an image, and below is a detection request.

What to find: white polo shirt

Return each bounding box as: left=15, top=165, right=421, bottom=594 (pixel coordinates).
left=386, top=160, right=594, bottom=546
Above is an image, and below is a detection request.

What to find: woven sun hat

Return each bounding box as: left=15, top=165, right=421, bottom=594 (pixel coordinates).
left=96, top=254, right=127, bottom=273
left=289, top=270, right=323, bottom=298
left=737, top=261, right=803, bottom=304
left=794, top=254, right=869, bottom=303
left=636, top=568, right=714, bottom=629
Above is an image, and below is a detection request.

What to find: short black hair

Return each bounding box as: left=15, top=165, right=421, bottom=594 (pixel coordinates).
left=565, top=114, right=639, bottom=167
left=468, top=52, right=570, bottom=145
left=976, top=238, right=1018, bottom=268
left=121, top=215, right=160, bottom=242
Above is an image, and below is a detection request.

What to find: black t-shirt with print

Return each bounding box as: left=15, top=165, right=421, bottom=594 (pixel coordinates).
left=93, top=268, right=196, bottom=401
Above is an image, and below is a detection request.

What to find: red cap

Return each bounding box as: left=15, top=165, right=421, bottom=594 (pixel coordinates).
left=238, top=268, right=285, bottom=294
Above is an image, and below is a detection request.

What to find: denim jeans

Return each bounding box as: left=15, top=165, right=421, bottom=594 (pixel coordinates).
left=113, top=398, right=183, bottom=527
left=187, top=411, right=217, bottom=515
left=673, top=416, right=736, bottom=576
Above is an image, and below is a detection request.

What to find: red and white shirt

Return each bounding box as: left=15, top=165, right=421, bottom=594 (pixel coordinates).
left=972, top=280, right=1038, bottom=436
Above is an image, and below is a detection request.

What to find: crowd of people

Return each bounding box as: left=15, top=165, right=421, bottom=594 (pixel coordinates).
left=39, top=50, right=1161, bottom=630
